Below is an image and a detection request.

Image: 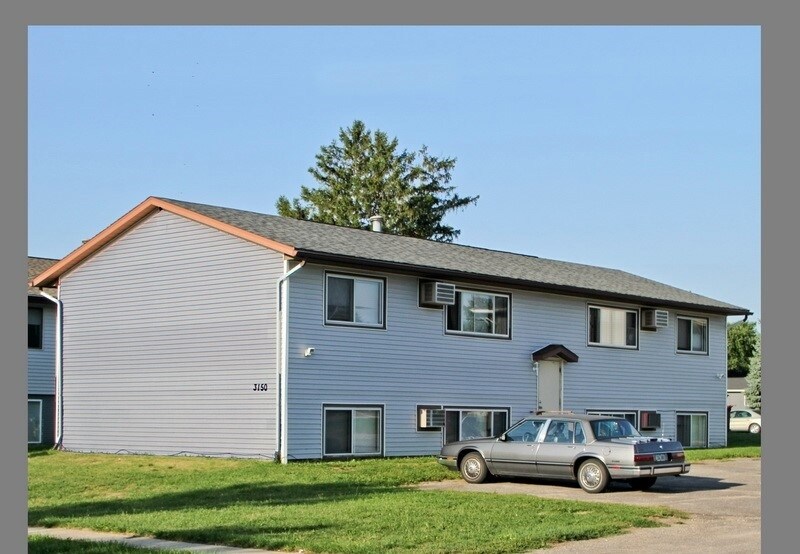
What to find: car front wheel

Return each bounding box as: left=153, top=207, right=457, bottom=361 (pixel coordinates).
left=460, top=452, right=490, bottom=484
left=629, top=476, right=657, bottom=490
left=577, top=459, right=610, bottom=493
left=749, top=423, right=761, bottom=434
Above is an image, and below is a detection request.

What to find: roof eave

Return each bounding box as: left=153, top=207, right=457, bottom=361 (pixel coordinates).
left=294, top=250, right=752, bottom=317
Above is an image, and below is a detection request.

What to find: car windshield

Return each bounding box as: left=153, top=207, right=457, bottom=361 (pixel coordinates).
left=590, top=419, right=641, bottom=439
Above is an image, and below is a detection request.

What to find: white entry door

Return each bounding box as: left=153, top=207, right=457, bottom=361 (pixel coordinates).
left=537, top=360, right=562, bottom=412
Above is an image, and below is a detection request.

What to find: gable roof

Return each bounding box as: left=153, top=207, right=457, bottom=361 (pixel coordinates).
left=28, top=256, right=59, bottom=297
left=727, top=377, right=749, bottom=391
left=531, top=344, right=580, bottom=363
left=30, top=196, right=751, bottom=316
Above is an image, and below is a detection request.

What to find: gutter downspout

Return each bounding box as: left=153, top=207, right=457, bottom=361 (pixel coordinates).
left=39, top=290, right=62, bottom=449
left=275, top=260, right=305, bottom=464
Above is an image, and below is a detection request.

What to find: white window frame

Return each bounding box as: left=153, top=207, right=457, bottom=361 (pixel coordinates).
left=28, top=399, right=42, bottom=444
left=443, top=407, right=510, bottom=444
left=676, top=411, right=709, bottom=448
left=676, top=316, right=709, bottom=354
left=322, top=405, right=384, bottom=457
left=445, top=288, right=511, bottom=338
left=585, top=410, right=638, bottom=427
left=587, top=305, right=639, bottom=349
left=324, top=272, right=386, bottom=329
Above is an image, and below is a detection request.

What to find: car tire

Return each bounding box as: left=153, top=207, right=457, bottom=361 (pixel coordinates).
left=460, top=452, right=490, bottom=484
left=577, top=459, right=610, bottom=493
left=749, top=423, right=761, bottom=434
left=629, top=476, right=657, bottom=490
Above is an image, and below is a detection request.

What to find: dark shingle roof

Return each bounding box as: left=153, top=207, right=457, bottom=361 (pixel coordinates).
left=28, top=257, right=59, bottom=296
left=727, top=377, right=749, bottom=390
left=159, top=198, right=750, bottom=316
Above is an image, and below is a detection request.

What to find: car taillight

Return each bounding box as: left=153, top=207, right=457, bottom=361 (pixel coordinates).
left=634, top=454, right=654, bottom=463
left=672, top=452, right=685, bottom=460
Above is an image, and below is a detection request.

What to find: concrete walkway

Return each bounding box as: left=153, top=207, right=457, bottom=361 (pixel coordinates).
left=28, top=526, right=290, bottom=553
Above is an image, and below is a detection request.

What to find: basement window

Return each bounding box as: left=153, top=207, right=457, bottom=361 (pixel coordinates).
left=444, top=408, right=509, bottom=444
left=323, top=405, right=383, bottom=457
left=28, top=399, right=42, bottom=444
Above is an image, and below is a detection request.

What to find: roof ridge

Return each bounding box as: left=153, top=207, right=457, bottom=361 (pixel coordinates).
left=158, top=197, right=548, bottom=261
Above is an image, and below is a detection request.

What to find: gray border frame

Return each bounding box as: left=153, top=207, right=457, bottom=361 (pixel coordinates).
left=6, top=3, right=785, bottom=553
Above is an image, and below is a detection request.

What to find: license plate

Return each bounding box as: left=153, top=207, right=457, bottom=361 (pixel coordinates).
left=654, top=453, right=668, bottom=462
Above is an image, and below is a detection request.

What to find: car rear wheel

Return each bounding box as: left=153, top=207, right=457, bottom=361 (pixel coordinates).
left=629, top=476, right=657, bottom=490
left=749, top=423, right=761, bottom=434
left=577, top=459, right=610, bottom=493
left=460, top=452, right=490, bottom=484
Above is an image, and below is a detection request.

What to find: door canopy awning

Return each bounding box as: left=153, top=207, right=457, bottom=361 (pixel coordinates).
left=531, top=344, right=579, bottom=363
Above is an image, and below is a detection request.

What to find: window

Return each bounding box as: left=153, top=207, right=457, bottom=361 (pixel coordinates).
left=677, top=316, right=708, bottom=353
left=588, top=305, right=638, bottom=348
left=677, top=412, right=708, bottom=448
left=323, top=406, right=382, bottom=456
left=28, top=307, right=43, bottom=349
left=503, top=418, right=546, bottom=442
left=325, top=273, right=385, bottom=328
left=544, top=420, right=577, bottom=443
left=574, top=422, right=587, bottom=444
left=590, top=418, right=641, bottom=439
left=444, top=408, right=509, bottom=444
left=446, top=289, right=510, bottom=338
left=586, top=410, right=638, bottom=427
left=28, top=399, right=42, bottom=444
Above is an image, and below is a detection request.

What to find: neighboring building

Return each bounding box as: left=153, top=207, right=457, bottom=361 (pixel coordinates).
left=28, top=256, right=59, bottom=446
left=727, top=377, right=750, bottom=408
left=30, top=197, right=751, bottom=460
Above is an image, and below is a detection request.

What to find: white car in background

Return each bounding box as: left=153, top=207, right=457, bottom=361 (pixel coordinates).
left=729, top=408, right=761, bottom=434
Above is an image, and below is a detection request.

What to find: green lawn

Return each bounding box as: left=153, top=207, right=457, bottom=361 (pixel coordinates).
left=685, top=430, right=761, bottom=462
left=29, top=451, right=682, bottom=554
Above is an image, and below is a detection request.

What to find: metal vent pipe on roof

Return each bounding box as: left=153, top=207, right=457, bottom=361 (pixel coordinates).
left=369, top=215, right=384, bottom=232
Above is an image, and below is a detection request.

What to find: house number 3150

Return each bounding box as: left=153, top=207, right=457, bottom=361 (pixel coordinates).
left=253, top=383, right=268, bottom=391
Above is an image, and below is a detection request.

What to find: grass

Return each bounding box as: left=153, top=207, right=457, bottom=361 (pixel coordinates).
left=29, top=451, right=682, bottom=554
left=685, top=430, right=761, bottom=462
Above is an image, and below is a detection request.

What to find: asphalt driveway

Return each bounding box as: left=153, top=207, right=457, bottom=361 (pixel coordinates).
left=418, top=457, right=761, bottom=553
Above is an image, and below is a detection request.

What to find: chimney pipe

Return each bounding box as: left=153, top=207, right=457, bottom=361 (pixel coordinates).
left=369, top=215, right=384, bottom=233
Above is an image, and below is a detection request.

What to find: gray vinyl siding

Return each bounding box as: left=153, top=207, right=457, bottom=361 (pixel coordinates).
left=28, top=301, right=56, bottom=395
left=285, top=264, right=730, bottom=459
left=59, top=210, right=284, bottom=458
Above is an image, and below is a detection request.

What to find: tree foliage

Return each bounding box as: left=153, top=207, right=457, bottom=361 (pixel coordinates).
left=745, top=334, right=761, bottom=412
left=276, top=120, right=479, bottom=242
left=727, top=320, right=759, bottom=377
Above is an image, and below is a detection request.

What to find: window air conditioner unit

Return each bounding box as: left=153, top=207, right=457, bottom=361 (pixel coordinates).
left=419, top=408, right=445, bottom=429
left=419, top=281, right=456, bottom=307
left=640, top=411, right=661, bottom=430
left=641, top=309, right=669, bottom=330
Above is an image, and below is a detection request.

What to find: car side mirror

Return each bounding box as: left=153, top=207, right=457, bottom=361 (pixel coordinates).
left=498, top=434, right=507, bottom=442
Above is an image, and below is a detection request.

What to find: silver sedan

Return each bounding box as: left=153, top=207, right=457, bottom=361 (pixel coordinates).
left=437, top=412, right=690, bottom=493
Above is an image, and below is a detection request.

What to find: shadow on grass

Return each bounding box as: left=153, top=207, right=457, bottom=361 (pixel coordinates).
left=154, top=522, right=336, bottom=551
left=29, top=481, right=398, bottom=524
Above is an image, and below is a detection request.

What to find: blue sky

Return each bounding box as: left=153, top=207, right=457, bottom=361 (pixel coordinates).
left=28, top=25, right=760, bottom=323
